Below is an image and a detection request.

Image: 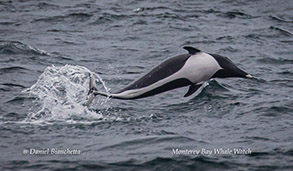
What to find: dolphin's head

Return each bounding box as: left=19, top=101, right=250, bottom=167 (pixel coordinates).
left=211, top=54, right=253, bottom=79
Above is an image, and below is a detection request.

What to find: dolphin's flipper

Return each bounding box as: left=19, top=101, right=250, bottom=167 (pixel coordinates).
left=184, top=84, right=202, bottom=97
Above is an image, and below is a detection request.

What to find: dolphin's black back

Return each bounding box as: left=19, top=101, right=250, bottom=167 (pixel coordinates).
left=116, top=54, right=191, bottom=93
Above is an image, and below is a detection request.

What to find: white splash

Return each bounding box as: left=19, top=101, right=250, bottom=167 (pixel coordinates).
left=23, top=65, right=110, bottom=123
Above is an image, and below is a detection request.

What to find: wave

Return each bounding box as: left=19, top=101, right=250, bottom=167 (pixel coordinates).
left=254, top=105, right=293, bottom=116
left=270, top=15, right=293, bottom=23
left=0, top=156, right=234, bottom=170
left=32, top=12, right=93, bottom=23
left=0, top=66, right=30, bottom=74
left=195, top=80, right=231, bottom=98
left=257, top=56, right=293, bottom=65
left=1, top=83, right=26, bottom=88
left=219, top=11, right=254, bottom=19
left=0, top=41, right=50, bottom=56
left=99, top=135, right=199, bottom=151
left=269, top=26, right=292, bottom=36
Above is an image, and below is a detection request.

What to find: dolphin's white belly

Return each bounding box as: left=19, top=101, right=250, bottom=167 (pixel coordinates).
left=111, top=52, right=221, bottom=98
left=179, top=52, right=221, bottom=84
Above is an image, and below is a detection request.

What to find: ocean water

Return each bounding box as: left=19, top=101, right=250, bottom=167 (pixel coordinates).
left=1, top=0, right=293, bottom=170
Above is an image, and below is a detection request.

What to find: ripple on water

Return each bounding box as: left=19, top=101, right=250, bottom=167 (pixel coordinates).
left=270, top=15, right=293, bottom=23
left=1, top=156, right=237, bottom=170
left=0, top=41, right=49, bottom=56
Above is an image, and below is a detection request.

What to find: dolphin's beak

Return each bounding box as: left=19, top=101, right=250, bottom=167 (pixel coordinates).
left=246, top=74, right=253, bottom=79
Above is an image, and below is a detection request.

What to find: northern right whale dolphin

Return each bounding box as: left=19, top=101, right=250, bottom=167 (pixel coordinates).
left=86, top=46, right=253, bottom=103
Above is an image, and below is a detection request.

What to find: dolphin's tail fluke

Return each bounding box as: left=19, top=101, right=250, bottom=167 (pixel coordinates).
left=84, top=74, right=140, bottom=106
left=83, top=74, right=110, bottom=106
left=88, top=73, right=97, bottom=95
left=83, top=74, right=97, bottom=106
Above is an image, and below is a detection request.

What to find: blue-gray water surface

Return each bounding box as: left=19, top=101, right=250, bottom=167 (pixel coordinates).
left=1, top=0, right=293, bottom=170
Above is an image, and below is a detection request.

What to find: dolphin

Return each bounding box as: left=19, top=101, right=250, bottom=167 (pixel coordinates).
left=86, top=46, right=252, bottom=103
